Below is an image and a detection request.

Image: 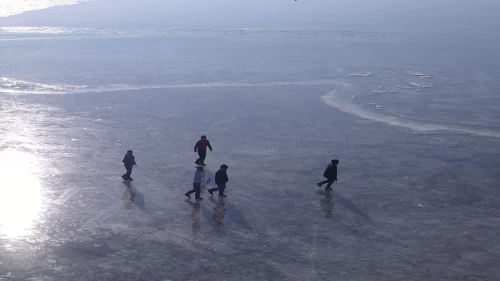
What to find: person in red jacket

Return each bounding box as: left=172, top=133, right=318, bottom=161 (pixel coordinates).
left=194, top=135, right=213, bottom=166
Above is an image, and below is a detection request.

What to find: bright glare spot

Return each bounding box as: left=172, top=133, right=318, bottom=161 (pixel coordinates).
left=0, top=150, right=43, bottom=238
left=0, top=0, right=90, bottom=18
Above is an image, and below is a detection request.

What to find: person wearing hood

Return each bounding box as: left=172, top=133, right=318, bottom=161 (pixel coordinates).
left=194, top=135, right=213, bottom=166
left=185, top=166, right=205, bottom=200
left=317, top=159, right=339, bottom=190
left=122, top=150, right=137, bottom=181
left=208, top=164, right=229, bottom=197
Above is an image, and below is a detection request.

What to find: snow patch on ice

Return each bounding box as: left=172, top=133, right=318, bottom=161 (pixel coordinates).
left=0, top=77, right=87, bottom=94
left=348, top=72, right=372, bottom=77
left=408, top=82, right=435, bottom=88
left=0, top=27, right=123, bottom=35
left=371, top=89, right=388, bottom=94
left=0, top=77, right=346, bottom=95
left=321, top=89, right=500, bottom=138
left=407, top=71, right=431, bottom=77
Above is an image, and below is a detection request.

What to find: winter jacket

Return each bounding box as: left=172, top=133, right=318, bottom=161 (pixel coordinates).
left=323, top=164, right=337, bottom=180
left=122, top=155, right=137, bottom=167
left=215, top=170, right=229, bottom=185
left=193, top=169, right=203, bottom=184
left=194, top=139, right=213, bottom=152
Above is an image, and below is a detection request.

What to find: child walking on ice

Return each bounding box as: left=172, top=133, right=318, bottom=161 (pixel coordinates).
left=208, top=164, right=229, bottom=197
left=122, top=150, right=137, bottom=181
left=317, top=159, right=339, bottom=190
left=185, top=166, right=208, bottom=200
left=194, top=135, right=213, bottom=166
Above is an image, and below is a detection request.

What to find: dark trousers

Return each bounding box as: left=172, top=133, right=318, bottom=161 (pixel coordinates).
left=196, top=150, right=207, bottom=164
left=186, top=183, right=202, bottom=198
left=318, top=178, right=335, bottom=189
left=122, top=166, right=133, bottom=180
left=209, top=183, right=226, bottom=195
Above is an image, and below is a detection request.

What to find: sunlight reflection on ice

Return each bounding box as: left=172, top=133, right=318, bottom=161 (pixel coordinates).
left=0, top=0, right=91, bottom=18
left=0, top=149, right=43, bottom=238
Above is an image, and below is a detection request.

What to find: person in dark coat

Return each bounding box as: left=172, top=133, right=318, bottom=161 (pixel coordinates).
left=122, top=150, right=137, bottom=181
left=194, top=135, right=213, bottom=166
left=317, top=159, right=339, bottom=190
left=208, top=164, right=229, bottom=197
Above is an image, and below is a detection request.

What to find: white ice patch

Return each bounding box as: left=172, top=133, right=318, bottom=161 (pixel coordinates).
left=407, top=71, right=432, bottom=78
left=0, top=0, right=93, bottom=18
left=321, top=89, right=500, bottom=138
left=371, top=89, right=388, bottom=94
left=408, top=82, right=435, bottom=88
left=348, top=72, right=372, bottom=77
left=0, top=77, right=87, bottom=94
left=396, top=85, right=414, bottom=90
left=0, top=26, right=111, bottom=35
left=0, top=77, right=346, bottom=95
left=406, top=71, right=430, bottom=77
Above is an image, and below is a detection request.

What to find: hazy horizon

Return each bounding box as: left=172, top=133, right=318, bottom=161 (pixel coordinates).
left=1, top=0, right=500, bottom=31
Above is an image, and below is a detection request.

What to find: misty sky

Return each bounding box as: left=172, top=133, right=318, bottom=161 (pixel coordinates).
left=1, top=0, right=500, bottom=30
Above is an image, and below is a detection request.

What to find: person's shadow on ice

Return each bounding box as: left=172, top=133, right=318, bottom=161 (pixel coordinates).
left=317, top=189, right=334, bottom=218
left=186, top=199, right=201, bottom=235
left=316, top=189, right=373, bottom=223
left=210, top=197, right=227, bottom=226
left=123, top=181, right=146, bottom=210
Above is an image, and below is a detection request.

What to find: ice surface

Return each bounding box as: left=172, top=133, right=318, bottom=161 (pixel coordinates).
left=1, top=29, right=500, bottom=281
left=407, top=71, right=431, bottom=78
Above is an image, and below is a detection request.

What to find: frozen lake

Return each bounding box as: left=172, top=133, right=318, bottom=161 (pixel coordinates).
left=1, top=28, right=500, bottom=280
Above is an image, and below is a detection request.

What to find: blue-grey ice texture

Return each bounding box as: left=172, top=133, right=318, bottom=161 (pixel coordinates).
left=1, top=4, right=500, bottom=281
